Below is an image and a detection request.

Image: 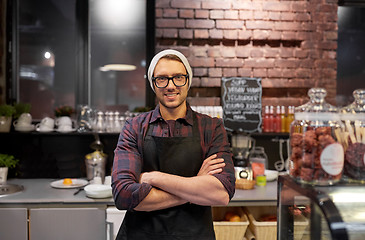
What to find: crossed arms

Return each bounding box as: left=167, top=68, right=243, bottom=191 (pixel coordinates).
left=134, top=154, right=229, bottom=212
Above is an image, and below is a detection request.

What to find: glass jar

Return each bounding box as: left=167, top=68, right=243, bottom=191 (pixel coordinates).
left=340, top=89, right=365, bottom=182
left=248, top=146, right=268, bottom=179
left=289, top=88, right=344, bottom=185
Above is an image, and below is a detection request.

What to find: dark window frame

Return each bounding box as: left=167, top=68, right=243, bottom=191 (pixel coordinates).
left=5, top=0, right=155, bottom=109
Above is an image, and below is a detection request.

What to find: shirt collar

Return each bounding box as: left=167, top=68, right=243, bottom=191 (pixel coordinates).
left=149, top=103, right=194, bottom=126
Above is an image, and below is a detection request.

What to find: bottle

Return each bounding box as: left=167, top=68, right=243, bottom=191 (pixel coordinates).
left=274, top=106, right=281, bottom=133
left=269, top=106, right=274, bottom=132
left=280, top=106, right=286, bottom=133
left=287, top=106, right=295, bottom=132
left=248, top=146, right=268, bottom=179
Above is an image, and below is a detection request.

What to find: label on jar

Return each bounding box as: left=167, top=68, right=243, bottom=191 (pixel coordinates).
left=320, top=143, right=344, bottom=176
left=250, top=160, right=265, bottom=179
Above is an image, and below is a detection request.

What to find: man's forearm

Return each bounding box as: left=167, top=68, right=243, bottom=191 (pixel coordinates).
left=134, top=187, right=187, bottom=212
left=142, top=172, right=229, bottom=206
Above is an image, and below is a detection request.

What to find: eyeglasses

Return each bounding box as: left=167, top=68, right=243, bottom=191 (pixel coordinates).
left=152, top=74, right=189, bottom=88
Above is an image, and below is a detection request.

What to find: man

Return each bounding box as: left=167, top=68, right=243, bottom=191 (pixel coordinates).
left=112, top=49, right=235, bottom=240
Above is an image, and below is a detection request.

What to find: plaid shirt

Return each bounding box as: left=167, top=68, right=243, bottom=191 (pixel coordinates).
left=112, top=104, right=235, bottom=210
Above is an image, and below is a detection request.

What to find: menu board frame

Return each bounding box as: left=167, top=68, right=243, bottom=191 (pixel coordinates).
left=221, top=77, right=262, bottom=133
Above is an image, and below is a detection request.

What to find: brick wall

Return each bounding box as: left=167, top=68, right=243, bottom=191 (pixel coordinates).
left=155, top=0, right=338, bottom=107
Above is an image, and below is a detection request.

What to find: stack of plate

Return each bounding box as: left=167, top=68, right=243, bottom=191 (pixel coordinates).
left=84, top=184, right=112, bottom=199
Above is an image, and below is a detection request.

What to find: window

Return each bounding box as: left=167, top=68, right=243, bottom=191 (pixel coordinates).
left=7, top=0, right=154, bottom=119
left=337, top=4, right=365, bottom=106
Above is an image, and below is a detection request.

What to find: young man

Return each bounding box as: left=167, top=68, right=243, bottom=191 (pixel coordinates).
left=112, top=49, right=235, bottom=240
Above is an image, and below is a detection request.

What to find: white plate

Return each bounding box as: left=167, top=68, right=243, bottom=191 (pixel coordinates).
left=15, top=125, right=35, bottom=132
left=50, top=179, right=89, bottom=189
left=265, top=170, right=279, bottom=181
left=56, top=128, right=76, bottom=133
left=85, top=191, right=112, bottom=199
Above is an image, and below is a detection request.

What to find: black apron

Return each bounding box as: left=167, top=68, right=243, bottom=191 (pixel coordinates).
left=116, top=113, right=215, bottom=240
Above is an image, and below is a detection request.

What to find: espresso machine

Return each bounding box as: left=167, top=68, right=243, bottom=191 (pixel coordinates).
left=230, top=130, right=255, bottom=167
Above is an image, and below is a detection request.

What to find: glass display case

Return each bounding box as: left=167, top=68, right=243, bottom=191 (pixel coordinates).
left=278, top=174, right=365, bottom=240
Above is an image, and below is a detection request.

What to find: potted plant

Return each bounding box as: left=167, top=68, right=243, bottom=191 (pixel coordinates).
left=54, top=105, right=75, bottom=117
left=13, top=102, right=31, bottom=120
left=0, top=104, right=16, bottom=132
left=0, top=154, right=19, bottom=184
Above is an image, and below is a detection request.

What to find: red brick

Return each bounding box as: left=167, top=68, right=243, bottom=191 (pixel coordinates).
left=280, top=48, right=294, bottom=58
left=245, top=59, right=275, bottom=68
left=294, top=49, right=309, bottom=58
left=163, top=9, right=178, bottom=18
left=156, top=19, right=185, bottom=28
left=324, top=31, right=338, bottom=40
left=268, top=69, right=282, bottom=78
left=246, top=20, right=273, bottom=30
left=319, top=4, right=338, bottom=12
left=224, top=10, right=239, bottom=19
left=163, top=29, right=178, bottom=38
left=216, top=20, right=243, bottom=29
left=295, top=13, right=311, bottom=22
left=156, top=0, right=170, bottom=8
left=208, top=48, right=221, bottom=57
left=195, top=10, right=209, bottom=19
left=239, top=10, right=253, bottom=20
left=201, top=77, right=221, bottom=87
left=216, top=58, right=244, bottom=68
left=238, top=30, right=252, bottom=40
left=210, top=10, right=224, bottom=19
left=190, top=57, right=215, bottom=67
left=194, top=29, right=209, bottom=39
left=280, top=12, right=296, bottom=21
left=314, top=59, right=337, bottom=69
left=262, top=2, right=291, bottom=11
left=275, top=59, right=298, bottom=68
left=236, top=47, right=250, bottom=58
left=223, top=30, right=238, bottom=40
left=221, top=48, right=236, bottom=58
left=319, top=41, right=337, bottom=50
left=190, top=77, right=201, bottom=87
left=171, top=0, right=201, bottom=9
left=253, top=69, right=267, bottom=78
left=282, top=69, right=296, bottom=78
left=253, top=30, right=269, bottom=40
left=232, top=1, right=261, bottom=10
left=295, top=69, right=311, bottom=78
left=322, top=50, right=336, bottom=59
left=296, top=31, right=311, bottom=41
left=155, top=9, right=163, bottom=18
left=264, top=48, right=279, bottom=58
left=268, top=12, right=281, bottom=21
left=179, top=9, right=194, bottom=19
left=202, top=1, right=231, bottom=10
left=267, top=31, right=282, bottom=40
left=156, top=28, right=163, bottom=38
left=291, top=2, right=309, bottom=12
left=193, top=48, right=207, bottom=57
left=209, top=29, right=223, bottom=39
left=250, top=49, right=264, bottom=58
left=194, top=68, right=208, bottom=77
left=254, top=11, right=268, bottom=20
left=237, top=68, right=252, bottom=77
left=299, top=59, right=314, bottom=68
left=209, top=68, right=222, bottom=77
left=275, top=22, right=302, bottom=31
left=186, top=19, right=215, bottom=29
left=223, top=68, right=238, bottom=77
left=179, top=29, right=193, bottom=39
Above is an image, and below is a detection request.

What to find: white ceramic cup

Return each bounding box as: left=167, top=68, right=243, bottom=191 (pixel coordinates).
left=36, top=117, right=54, bottom=131
left=55, top=116, right=73, bottom=127
left=13, top=113, right=32, bottom=127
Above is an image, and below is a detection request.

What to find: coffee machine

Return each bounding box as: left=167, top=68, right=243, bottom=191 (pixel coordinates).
left=230, top=130, right=255, bottom=167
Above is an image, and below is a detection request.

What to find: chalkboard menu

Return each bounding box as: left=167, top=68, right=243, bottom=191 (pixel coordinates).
left=221, top=77, right=262, bottom=133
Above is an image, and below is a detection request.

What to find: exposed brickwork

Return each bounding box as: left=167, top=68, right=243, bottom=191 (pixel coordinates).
left=155, top=0, right=339, bottom=107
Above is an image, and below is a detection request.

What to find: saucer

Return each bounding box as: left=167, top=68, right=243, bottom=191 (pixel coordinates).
left=36, top=128, right=54, bottom=132
left=15, top=124, right=35, bottom=132
left=56, top=128, right=76, bottom=133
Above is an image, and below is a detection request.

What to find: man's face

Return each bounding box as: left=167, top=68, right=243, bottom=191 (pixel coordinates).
left=153, top=58, right=189, bottom=110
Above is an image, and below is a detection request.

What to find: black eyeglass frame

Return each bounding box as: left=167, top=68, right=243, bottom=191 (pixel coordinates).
left=152, top=74, right=189, bottom=88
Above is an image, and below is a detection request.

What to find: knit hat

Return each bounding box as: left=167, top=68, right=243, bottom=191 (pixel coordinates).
left=147, top=49, right=193, bottom=92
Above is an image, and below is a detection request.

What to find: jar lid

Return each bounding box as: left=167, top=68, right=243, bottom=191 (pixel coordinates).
left=340, top=89, right=365, bottom=116
left=295, top=88, right=338, bottom=116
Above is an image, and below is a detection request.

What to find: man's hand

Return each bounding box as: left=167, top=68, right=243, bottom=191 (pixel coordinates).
left=197, top=154, right=225, bottom=176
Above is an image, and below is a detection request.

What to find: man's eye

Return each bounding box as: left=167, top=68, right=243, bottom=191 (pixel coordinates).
left=156, top=77, right=167, bottom=81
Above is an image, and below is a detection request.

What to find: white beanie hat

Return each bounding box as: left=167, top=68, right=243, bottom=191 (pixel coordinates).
left=147, top=49, right=193, bottom=92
